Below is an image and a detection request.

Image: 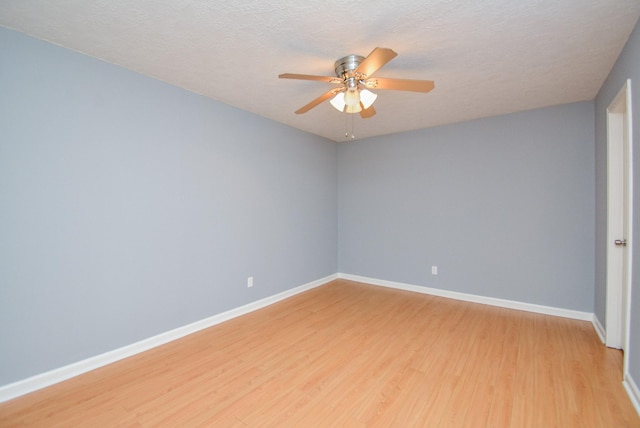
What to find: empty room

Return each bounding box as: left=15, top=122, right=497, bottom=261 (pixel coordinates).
left=1, top=1, right=640, bottom=426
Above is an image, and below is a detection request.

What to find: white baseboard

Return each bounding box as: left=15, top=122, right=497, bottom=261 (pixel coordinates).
left=338, top=273, right=593, bottom=321
left=592, top=314, right=606, bottom=344
left=624, top=373, right=640, bottom=417
left=0, top=273, right=337, bottom=403
left=0, top=272, right=604, bottom=404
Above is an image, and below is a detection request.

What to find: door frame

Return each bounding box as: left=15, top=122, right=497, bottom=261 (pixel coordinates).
left=605, top=78, right=633, bottom=376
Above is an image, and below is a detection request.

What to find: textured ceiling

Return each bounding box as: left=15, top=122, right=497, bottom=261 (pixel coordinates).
left=1, top=1, right=639, bottom=141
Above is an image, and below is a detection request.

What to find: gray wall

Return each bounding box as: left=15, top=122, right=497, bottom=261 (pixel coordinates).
left=595, top=17, right=640, bottom=388
left=339, top=102, right=595, bottom=312
left=0, top=28, right=338, bottom=385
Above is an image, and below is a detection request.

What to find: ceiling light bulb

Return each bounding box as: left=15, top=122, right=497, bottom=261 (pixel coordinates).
left=359, top=89, right=377, bottom=109
left=344, top=88, right=360, bottom=106
left=330, top=92, right=346, bottom=112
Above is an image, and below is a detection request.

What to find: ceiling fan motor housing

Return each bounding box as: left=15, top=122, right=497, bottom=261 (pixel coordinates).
left=334, top=55, right=365, bottom=79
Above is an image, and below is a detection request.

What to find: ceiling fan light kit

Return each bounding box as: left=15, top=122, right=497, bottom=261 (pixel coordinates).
left=330, top=89, right=377, bottom=113
left=279, top=48, right=434, bottom=119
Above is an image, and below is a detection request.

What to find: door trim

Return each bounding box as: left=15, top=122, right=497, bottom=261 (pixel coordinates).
left=605, top=79, right=633, bottom=377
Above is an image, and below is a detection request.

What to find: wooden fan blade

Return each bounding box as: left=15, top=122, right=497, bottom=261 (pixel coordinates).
left=294, top=88, right=342, bottom=114
left=360, top=105, right=376, bottom=119
left=364, top=77, right=435, bottom=93
left=279, top=73, right=342, bottom=84
left=355, top=48, right=397, bottom=78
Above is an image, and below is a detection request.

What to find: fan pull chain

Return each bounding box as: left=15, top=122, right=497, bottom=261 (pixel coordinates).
left=345, top=111, right=349, bottom=140
left=350, top=113, right=355, bottom=139
left=344, top=113, right=355, bottom=141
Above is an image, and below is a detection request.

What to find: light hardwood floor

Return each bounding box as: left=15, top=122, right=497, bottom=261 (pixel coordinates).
left=1, top=279, right=639, bottom=427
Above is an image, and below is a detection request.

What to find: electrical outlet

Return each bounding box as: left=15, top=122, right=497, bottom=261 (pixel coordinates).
left=431, top=266, right=438, bottom=275
left=247, top=276, right=253, bottom=288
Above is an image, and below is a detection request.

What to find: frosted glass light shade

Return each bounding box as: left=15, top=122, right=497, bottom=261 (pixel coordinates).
left=344, top=89, right=360, bottom=106
left=345, top=103, right=362, bottom=113
left=330, top=92, right=346, bottom=111
left=360, top=89, right=377, bottom=109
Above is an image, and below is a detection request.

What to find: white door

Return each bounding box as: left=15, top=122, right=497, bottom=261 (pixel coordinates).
left=605, top=79, right=633, bottom=376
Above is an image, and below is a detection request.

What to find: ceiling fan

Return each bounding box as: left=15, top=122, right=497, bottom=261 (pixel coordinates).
left=279, top=47, right=435, bottom=119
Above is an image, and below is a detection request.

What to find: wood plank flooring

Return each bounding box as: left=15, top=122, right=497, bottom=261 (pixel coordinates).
left=1, top=279, right=639, bottom=427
